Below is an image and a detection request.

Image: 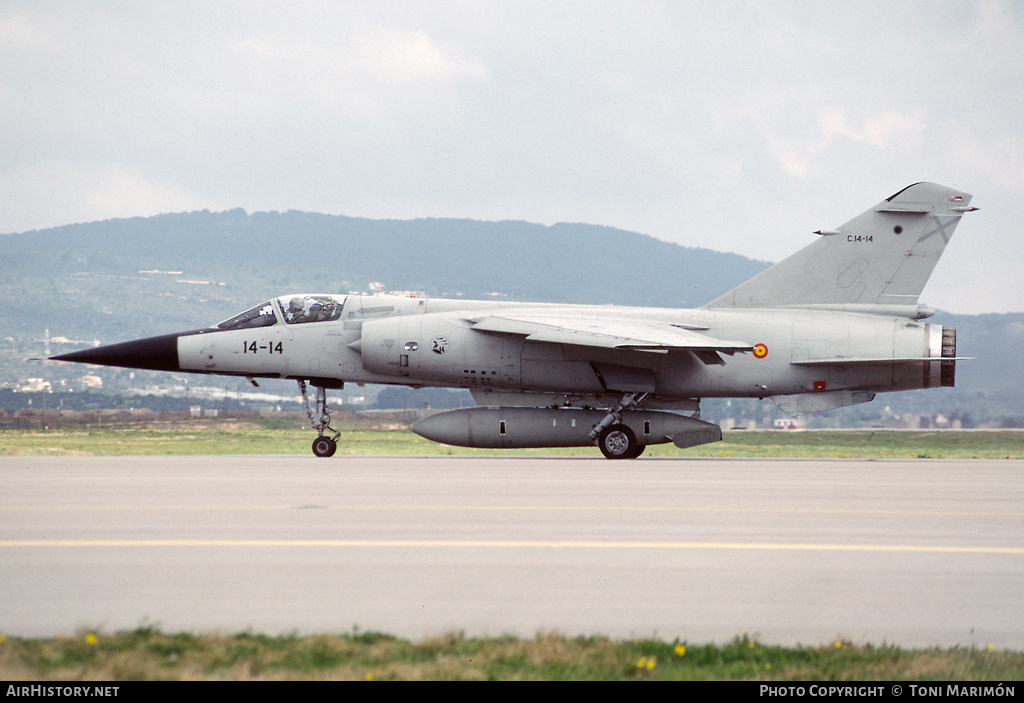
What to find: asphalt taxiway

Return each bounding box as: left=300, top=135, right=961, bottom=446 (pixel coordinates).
left=1, top=455, right=1021, bottom=647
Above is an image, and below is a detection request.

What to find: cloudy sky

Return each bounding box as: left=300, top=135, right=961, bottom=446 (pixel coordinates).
left=2, top=1, right=1021, bottom=313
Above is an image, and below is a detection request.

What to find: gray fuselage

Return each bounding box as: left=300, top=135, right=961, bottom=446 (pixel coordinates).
left=177, top=293, right=950, bottom=405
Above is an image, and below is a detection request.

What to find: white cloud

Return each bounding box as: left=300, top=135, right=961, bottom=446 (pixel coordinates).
left=819, top=109, right=928, bottom=150
left=81, top=166, right=208, bottom=221
left=956, top=132, right=1024, bottom=194
left=354, top=25, right=489, bottom=85
left=0, top=161, right=213, bottom=232
left=763, top=107, right=929, bottom=176
left=0, top=9, right=59, bottom=52
left=963, top=0, right=1024, bottom=71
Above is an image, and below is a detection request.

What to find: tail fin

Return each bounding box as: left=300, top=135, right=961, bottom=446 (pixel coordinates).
left=705, top=182, right=976, bottom=309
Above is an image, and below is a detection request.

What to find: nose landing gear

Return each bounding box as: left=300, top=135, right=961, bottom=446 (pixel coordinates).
left=311, top=435, right=337, bottom=458
left=299, top=380, right=341, bottom=457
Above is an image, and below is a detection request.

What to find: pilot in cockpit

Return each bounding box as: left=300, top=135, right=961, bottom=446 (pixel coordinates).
left=287, top=297, right=307, bottom=324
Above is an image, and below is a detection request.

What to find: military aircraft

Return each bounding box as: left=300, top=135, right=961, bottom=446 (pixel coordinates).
left=49, top=182, right=976, bottom=458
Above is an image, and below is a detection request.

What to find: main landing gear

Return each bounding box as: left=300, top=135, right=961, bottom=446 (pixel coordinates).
left=589, top=392, right=648, bottom=459
left=299, top=380, right=341, bottom=457
left=596, top=423, right=644, bottom=459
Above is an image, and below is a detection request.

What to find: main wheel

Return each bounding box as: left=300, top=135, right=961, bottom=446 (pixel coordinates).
left=312, top=436, right=337, bottom=458
left=598, top=423, right=640, bottom=460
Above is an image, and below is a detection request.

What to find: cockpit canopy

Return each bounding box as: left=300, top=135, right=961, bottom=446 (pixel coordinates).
left=216, top=295, right=346, bottom=331
left=280, top=295, right=345, bottom=324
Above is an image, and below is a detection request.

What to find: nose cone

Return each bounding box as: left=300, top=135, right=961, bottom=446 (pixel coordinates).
left=50, top=332, right=185, bottom=372
left=411, top=412, right=468, bottom=446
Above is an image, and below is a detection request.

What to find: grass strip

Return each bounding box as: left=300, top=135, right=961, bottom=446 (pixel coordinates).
left=2, top=426, right=1024, bottom=458
left=1, top=629, right=1021, bottom=681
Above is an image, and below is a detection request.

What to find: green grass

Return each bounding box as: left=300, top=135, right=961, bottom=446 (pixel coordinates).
left=1, top=629, right=1021, bottom=681
left=685, top=429, right=1024, bottom=459
left=2, top=423, right=1024, bottom=458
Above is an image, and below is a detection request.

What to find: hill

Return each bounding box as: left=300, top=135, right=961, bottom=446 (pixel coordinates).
left=0, top=209, right=766, bottom=340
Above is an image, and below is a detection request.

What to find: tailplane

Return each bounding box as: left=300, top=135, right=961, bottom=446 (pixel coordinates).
left=706, top=182, right=976, bottom=309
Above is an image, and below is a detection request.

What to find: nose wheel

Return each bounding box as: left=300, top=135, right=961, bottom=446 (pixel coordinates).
left=312, top=436, right=337, bottom=457
left=299, top=380, right=342, bottom=458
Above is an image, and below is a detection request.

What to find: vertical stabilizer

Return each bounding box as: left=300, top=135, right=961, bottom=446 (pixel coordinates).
left=706, top=182, right=975, bottom=308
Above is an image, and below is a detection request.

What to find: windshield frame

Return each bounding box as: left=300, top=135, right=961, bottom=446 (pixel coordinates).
left=216, top=301, right=280, bottom=331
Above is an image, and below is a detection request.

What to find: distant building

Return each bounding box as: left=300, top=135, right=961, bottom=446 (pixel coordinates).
left=774, top=418, right=805, bottom=430
left=18, top=379, right=51, bottom=392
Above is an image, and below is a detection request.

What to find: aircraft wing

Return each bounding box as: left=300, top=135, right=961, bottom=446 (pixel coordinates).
left=468, top=313, right=753, bottom=353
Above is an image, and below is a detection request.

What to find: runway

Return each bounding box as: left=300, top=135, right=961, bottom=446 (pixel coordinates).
left=1, top=455, right=1022, bottom=648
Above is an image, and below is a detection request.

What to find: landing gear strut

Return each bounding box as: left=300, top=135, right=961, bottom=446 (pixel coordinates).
left=299, top=380, right=341, bottom=457
left=589, top=392, right=648, bottom=459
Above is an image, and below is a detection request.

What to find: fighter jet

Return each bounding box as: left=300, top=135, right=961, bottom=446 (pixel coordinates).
left=49, top=182, right=976, bottom=458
